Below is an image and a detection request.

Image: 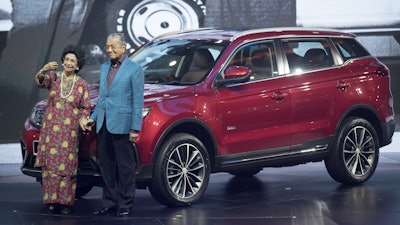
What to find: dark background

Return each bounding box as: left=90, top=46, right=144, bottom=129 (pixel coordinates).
left=0, top=0, right=399, bottom=143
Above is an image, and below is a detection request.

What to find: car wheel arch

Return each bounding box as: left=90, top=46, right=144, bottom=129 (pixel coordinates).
left=150, top=117, right=218, bottom=169
left=335, top=104, right=384, bottom=146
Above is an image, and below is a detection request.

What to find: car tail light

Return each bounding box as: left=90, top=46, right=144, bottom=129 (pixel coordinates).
left=375, top=65, right=389, bottom=76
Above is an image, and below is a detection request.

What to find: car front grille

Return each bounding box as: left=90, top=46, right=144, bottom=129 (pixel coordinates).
left=20, top=140, right=100, bottom=177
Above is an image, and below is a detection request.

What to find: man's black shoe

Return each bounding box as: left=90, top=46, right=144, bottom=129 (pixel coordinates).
left=94, top=207, right=117, bottom=215
left=117, top=208, right=130, bottom=217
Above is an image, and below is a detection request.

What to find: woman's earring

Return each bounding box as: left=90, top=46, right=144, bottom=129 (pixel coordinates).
left=76, top=67, right=79, bottom=70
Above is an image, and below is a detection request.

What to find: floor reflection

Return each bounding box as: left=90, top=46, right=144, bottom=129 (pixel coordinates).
left=1, top=153, right=400, bottom=225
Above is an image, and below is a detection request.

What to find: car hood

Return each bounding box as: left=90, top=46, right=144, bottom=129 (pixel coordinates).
left=34, top=83, right=189, bottom=108
left=144, top=84, right=189, bottom=104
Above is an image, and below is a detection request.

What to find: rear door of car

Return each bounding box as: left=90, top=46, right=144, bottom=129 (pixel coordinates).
left=281, top=38, right=356, bottom=150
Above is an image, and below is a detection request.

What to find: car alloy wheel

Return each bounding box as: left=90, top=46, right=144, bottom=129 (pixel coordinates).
left=325, top=117, right=379, bottom=184
left=342, top=125, right=376, bottom=177
left=149, top=133, right=210, bottom=206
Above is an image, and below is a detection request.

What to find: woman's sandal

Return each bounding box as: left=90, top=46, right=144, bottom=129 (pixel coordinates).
left=47, top=204, right=57, bottom=214
left=60, top=205, right=71, bottom=215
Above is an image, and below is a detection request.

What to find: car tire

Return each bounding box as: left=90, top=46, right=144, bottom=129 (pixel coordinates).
left=325, top=117, right=379, bottom=185
left=105, top=0, right=206, bottom=52
left=149, top=133, right=210, bottom=206
left=75, top=184, right=94, bottom=198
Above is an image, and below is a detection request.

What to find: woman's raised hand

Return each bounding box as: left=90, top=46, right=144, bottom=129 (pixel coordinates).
left=42, top=61, right=58, bottom=72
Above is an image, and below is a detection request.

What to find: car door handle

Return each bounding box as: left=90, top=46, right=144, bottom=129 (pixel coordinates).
left=271, top=91, right=288, bottom=101
left=336, top=80, right=350, bottom=91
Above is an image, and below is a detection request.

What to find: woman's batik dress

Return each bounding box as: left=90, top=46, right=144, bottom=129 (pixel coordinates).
left=34, top=71, right=91, bottom=206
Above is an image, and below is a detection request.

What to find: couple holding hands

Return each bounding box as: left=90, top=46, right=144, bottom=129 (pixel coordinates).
left=34, top=33, right=144, bottom=216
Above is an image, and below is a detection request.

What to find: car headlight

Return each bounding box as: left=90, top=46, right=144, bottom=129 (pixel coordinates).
left=29, top=107, right=45, bottom=127
left=142, top=107, right=151, bottom=118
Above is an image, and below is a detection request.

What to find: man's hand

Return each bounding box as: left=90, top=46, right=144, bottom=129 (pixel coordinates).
left=129, top=130, right=139, bottom=142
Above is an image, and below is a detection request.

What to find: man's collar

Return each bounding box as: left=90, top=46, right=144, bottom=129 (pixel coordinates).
left=111, top=53, right=127, bottom=67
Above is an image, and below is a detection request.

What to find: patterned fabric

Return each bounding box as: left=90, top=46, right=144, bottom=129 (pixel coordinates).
left=35, top=71, right=91, bottom=206
left=41, top=169, right=77, bottom=206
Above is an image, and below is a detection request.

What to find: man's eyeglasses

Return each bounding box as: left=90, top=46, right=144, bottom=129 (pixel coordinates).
left=104, top=45, right=119, bottom=51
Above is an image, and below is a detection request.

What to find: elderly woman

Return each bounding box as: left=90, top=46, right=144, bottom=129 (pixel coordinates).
left=34, top=45, right=91, bottom=215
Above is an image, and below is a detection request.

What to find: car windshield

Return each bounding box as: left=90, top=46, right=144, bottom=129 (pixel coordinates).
left=130, top=39, right=228, bottom=85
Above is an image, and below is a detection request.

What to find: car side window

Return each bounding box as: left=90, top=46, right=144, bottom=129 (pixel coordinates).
left=332, top=38, right=370, bottom=62
left=227, top=42, right=278, bottom=81
left=283, top=39, right=334, bottom=73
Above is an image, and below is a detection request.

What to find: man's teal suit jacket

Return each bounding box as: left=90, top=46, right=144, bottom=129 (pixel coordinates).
left=91, top=58, right=144, bottom=134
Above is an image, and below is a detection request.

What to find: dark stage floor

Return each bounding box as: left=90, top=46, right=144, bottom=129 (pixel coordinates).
left=1, top=152, right=400, bottom=225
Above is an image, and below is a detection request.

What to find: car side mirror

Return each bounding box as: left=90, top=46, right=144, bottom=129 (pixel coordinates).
left=214, top=66, right=251, bottom=87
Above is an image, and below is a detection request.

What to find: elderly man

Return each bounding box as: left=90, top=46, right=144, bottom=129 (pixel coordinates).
left=83, top=33, right=144, bottom=217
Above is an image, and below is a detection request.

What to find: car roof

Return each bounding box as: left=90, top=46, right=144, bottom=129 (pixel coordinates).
left=155, top=27, right=356, bottom=43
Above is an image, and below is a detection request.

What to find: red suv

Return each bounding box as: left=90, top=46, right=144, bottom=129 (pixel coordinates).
left=20, top=28, right=395, bottom=206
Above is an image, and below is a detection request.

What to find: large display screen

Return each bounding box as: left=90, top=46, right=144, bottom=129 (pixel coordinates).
left=0, top=0, right=399, bottom=142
